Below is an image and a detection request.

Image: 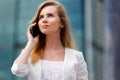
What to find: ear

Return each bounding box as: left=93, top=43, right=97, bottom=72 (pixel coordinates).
left=60, top=23, right=64, bottom=28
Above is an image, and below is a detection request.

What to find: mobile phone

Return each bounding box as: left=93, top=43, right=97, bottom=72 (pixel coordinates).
left=30, top=24, right=40, bottom=37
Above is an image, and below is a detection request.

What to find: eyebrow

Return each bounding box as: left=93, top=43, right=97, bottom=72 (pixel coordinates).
left=40, top=12, right=56, bottom=16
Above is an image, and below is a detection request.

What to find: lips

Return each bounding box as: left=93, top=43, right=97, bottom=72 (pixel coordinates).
left=41, top=25, right=49, bottom=29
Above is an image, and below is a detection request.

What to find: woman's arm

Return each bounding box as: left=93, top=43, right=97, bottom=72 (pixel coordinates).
left=14, top=41, right=35, bottom=64
left=11, top=41, right=38, bottom=77
left=11, top=23, right=39, bottom=77
left=14, top=23, right=39, bottom=64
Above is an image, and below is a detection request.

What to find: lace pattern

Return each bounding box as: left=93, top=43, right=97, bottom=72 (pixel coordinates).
left=41, top=60, right=63, bottom=80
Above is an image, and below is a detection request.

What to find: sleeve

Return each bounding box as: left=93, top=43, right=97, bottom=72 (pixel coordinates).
left=76, top=52, right=88, bottom=80
left=11, top=62, right=29, bottom=77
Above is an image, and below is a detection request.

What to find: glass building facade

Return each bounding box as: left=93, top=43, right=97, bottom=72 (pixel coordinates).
left=84, top=0, right=104, bottom=80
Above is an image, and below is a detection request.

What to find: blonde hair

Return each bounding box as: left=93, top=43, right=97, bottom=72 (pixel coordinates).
left=30, top=0, right=76, bottom=64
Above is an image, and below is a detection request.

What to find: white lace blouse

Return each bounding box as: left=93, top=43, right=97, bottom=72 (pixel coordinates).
left=41, top=60, right=63, bottom=80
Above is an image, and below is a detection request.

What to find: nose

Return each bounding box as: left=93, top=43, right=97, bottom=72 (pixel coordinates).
left=42, top=17, right=48, bottom=23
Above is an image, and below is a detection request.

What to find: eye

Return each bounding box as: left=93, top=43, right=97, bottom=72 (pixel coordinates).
left=39, top=15, right=44, bottom=20
left=48, top=13, right=54, bottom=17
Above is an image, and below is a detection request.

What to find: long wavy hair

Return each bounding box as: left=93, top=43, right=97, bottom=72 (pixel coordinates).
left=30, top=0, right=76, bottom=64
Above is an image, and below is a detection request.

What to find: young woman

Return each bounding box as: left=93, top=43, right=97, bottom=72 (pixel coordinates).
left=11, top=1, right=88, bottom=80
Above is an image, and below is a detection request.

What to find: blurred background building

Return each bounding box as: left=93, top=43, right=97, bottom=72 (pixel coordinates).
left=85, top=0, right=104, bottom=80
left=0, top=0, right=120, bottom=80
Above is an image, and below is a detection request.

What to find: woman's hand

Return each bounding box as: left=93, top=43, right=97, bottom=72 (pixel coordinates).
left=27, top=23, right=39, bottom=46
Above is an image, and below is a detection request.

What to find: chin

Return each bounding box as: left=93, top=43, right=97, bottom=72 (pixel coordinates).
left=40, top=29, right=59, bottom=35
left=40, top=30, right=51, bottom=35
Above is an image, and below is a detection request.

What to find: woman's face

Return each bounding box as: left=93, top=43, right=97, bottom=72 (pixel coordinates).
left=38, top=5, right=63, bottom=35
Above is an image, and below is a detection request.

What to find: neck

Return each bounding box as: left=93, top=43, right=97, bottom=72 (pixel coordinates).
left=45, top=34, right=64, bottom=50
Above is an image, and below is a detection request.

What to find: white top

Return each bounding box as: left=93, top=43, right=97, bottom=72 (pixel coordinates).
left=41, top=60, right=63, bottom=80
left=11, top=48, right=88, bottom=80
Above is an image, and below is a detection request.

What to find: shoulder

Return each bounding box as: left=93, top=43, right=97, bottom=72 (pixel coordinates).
left=66, top=47, right=83, bottom=55
left=65, top=48, right=84, bottom=59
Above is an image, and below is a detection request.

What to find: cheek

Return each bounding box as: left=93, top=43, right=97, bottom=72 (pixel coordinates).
left=52, top=23, right=61, bottom=30
left=37, top=22, right=43, bottom=33
left=38, top=20, right=41, bottom=26
left=51, top=19, right=61, bottom=27
left=38, top=21, right=42, bottom=29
